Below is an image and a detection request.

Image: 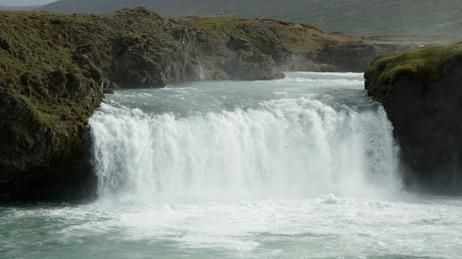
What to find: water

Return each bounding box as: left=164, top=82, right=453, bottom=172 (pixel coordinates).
left=1, top=72, right=462, bottom=258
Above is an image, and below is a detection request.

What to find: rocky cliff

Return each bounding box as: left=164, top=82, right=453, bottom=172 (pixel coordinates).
left=0, top=8, right=201, bottom=202
left=184, top=16, right=401, bottom=79
left=365, top=43, right=462, bottom=193
left=0, top=8, right=403, bottom=202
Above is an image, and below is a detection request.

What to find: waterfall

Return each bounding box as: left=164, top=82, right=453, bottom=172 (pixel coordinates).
left=89, top=73, right=401, bottom=204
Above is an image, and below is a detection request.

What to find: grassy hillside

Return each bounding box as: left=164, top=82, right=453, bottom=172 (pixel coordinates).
left=0, top=5, right=39, bottom=10
left=42, top=0, right=462, bottom=37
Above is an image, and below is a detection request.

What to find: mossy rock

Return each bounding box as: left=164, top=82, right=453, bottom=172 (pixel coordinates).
left=365, top=42, right=462, bottom=94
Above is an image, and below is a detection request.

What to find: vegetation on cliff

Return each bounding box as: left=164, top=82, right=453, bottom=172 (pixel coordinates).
left=365, top=42, right=462, bottom=102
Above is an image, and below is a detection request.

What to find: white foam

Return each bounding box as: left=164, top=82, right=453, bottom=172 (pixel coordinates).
left=7, top=196, right=459, bottom=257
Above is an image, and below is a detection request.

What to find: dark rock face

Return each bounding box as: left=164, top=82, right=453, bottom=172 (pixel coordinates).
left=319, top=43, right=377, bottom=72
left=319, top=43, right=404, bottom=72
left=110, top=33, right=200, bottom=87
left=108, top=14, right=202, bottom=87
left=0, top=127, right=98, bottom=202
left=365, top=49, right=462, bottom=193
left=222, top=50, right=283, bottom=80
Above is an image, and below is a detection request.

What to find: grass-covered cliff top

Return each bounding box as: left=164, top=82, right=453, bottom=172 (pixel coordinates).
left=365, top=42, right=462, bottom=89
left=182, top=16, right=353, bottom=53
left=0, top=8, right=186, bottom=128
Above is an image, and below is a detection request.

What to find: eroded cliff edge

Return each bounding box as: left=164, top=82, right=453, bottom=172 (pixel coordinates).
left=0, top=8, right=402, bottom=202
left=365, top=43, right=462, bottom=193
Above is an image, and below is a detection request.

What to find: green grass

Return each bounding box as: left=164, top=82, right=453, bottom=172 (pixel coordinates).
left=184, top=16, right=240, bottom=30
left=0, top=10, right=107, bottom=153
left=366, top=42, right=462, bottom=90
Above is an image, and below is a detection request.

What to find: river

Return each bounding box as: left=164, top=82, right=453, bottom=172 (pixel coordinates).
left=1, top=72, right=461, bottom=258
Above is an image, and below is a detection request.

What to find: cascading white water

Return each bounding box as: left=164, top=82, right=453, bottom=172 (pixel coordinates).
left=89, top=72, right=401, bottom=203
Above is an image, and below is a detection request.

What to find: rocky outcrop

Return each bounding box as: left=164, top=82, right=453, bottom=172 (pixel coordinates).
left=185, top=17, right=400, bottom=78
left=0, top=8, right=202, bottom=202
left=0, top=8, right=406, bottom=202
left=318, top=42, right=405, bottom=72
left=365, top=43, right=462, bottom=193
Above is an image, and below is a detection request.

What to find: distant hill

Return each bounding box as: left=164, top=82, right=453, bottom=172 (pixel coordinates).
left=0, top=5, right=39, bottom=10
left=41, top=0, right=462, bottom=37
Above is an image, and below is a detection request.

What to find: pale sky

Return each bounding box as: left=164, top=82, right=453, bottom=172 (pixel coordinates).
left=0, top=0, right=56, bottom=6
